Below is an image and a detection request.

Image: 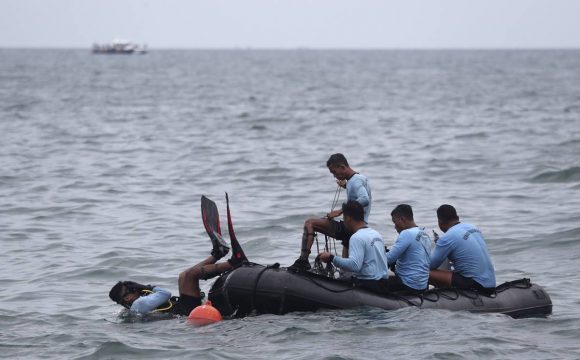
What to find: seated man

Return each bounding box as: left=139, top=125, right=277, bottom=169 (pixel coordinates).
left=292, top=153, right=372, bottom=270
left=318, top=200, right=389, bottom=293
left=429, top=204, right=496, bottom=293
left=386, top=204, right=431, bottom=293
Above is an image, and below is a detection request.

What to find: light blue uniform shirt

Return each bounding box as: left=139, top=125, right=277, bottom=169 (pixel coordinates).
left=332, top=227, right=389, bottom=280
left=387, top=227, right=432, bottom=290
left=430, top=222, right=496, bottom=288
left=346, top=173, right=371, bottom=223
left=129, top=286, right=172, bottom=314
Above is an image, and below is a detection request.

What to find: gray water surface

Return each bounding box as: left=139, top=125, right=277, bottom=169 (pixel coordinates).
left=1, top=49, right=580, bottom=359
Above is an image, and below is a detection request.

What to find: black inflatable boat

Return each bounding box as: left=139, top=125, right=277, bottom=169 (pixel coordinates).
left=208, top=263, right=552, bottom=319
left=201, top=195, right=552, bottom=320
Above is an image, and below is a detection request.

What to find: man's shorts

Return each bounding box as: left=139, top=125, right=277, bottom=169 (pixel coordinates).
left=329, top=219, right=353, bottom=246
left=171, top=294, right=202, bottom=316
left=451, top=273, right=495, bottom=294
left=385, top=275, right=427, bottom=294
left=353, top=276, right=425, bottom=295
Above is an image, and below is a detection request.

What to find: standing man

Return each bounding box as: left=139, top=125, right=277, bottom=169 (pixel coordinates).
left=291, top=153, right=371, bottom=271
left=318, top=200, right=389, bottom=292
left=386, top=204, right=432, bottom=293
left=429, top=204, right=496, bottom=293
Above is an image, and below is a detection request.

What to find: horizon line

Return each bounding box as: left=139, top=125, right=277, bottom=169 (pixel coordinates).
left=1, top=45, right=580, bottom=51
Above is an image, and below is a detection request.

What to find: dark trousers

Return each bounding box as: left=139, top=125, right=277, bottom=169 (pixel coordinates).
left=355, top=276, right=426, bottom=295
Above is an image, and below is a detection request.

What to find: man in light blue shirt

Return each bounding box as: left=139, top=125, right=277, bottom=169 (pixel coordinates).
left=319, top=200, right=389, bottom=293
left=429, top=204, right=496, bottom=293
left=110, top=282, right=172, bottom=314
left=291, top=153, right=372, bottom=271
left=386, top=204, right=431, bottom=293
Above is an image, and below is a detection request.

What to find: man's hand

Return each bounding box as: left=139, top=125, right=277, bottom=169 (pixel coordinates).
left=318, top=252, right=333, bottom=263
left=432, top=230, right=440, bottom=243
left=326, top=209, right=342, bottom=219
left=336, top=179, right=347, bottom=188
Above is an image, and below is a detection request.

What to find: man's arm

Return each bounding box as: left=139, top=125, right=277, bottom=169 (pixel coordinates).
left=331, top=236, right=364, bottom=273
left=386, top=233, right=411, bottom=267
left=349, top=177, right=370, bottom=207
left=326, top=209, right=343, bottom=218
left=130, top=286, right=172, bottom=314
left=430, top=239, right=453, bottom=270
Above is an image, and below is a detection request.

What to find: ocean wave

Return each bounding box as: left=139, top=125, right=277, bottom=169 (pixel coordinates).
left=454, top=131, right=489, bottom=140
left=558, top=138, right=580, bottom=146
left=530, top=167, right=580, bottom=183
left=495, top=227, right=580, bottom=254
left=74, top=341, right=162, bottom=360
left=534, top=227, right=580, bottom=247
left=3, top=99, right=43, bottom=112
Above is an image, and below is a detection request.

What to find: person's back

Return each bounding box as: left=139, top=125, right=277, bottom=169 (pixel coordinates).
left=387, top=226, right=431, bottom=290
left=431, top=222, right=495, bottom=288
left=318, top=201, right=388, bottom=284
left=335, top=227, right=389, bottom=280
left=429, top=204, right=496, bottom=292
left=130, top=286, right=172, bottom=314
left=346, top=173, right=371, bottom=223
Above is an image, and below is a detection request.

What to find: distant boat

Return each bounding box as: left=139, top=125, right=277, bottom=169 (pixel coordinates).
left=92, top=39, right=147, bottom=54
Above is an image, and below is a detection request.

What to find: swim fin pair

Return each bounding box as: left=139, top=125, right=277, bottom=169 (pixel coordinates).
left=201, top=194, right=248, bottom=264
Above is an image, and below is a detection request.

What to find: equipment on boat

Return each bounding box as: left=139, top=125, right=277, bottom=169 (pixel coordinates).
left=208, top=263, right=552, bottom=319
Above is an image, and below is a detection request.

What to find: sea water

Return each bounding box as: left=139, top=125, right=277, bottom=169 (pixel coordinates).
left=1, top=49, right=580, bottom=359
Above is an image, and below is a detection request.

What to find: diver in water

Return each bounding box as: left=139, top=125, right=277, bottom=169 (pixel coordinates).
left=291, top=153, right=372, bottom=271
left=109, top=196, right=247, bottom=315
left=108, top=241, right=242, bottom=315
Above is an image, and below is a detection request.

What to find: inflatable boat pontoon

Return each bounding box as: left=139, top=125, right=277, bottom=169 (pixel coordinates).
left=208, top=263, right=552, bottom=319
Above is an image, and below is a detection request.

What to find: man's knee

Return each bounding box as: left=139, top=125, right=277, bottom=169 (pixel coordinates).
left=179, top=267, right=200, bottom=284
left=200, top=264, right=221, bottom=280
left=307, top=218, right=331, bottom=232
left=429, top=270, right=452, bottom=287
left=304, top=218, right=316, bottom=231
left=178, top=270, right=187, bottom=287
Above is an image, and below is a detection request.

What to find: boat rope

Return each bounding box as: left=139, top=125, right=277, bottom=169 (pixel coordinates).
left=495, top=278, right=531, bottom=293
left=303, top=273, right=356, bottom=293
left=421, top=280, right=533, bottom=303
left=323, top=234, right=337, bottom=277
left=388, top=293, right=425, bottom=307
left=329, top=185, right=342, bottom=256
left=250, top=263, right=280, bottom=311
left=314, top=233, right=320, bottom=255
left=313, top=184, right=343, bottom=263
left=422, top=291, right=440, bottom=302
left=331, top=185, right=342, bottom=211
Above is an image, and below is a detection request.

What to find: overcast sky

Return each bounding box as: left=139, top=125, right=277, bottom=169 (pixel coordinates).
left=1, top=0, right=579, bottom=49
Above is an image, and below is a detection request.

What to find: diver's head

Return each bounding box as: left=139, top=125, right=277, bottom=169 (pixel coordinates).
left=109, top=281, right=141, bottom=309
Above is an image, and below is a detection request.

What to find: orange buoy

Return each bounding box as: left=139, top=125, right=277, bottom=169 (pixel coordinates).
left=188, top=300, right=223, bottom=326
